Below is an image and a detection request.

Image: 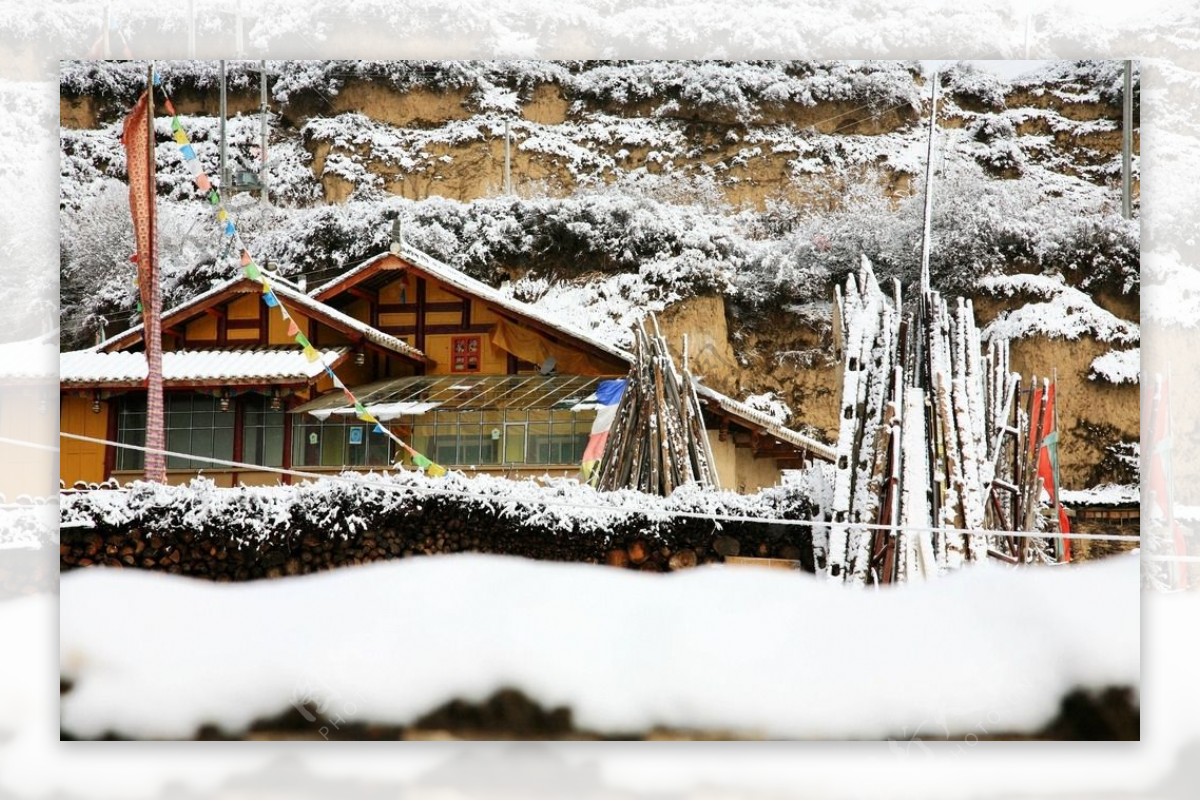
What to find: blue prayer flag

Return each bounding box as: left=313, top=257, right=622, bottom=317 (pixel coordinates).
left=595, top=379, right=628, bottom=406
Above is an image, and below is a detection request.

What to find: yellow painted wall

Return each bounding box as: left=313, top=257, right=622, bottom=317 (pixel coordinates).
left=267, top=306, right=312, bottom=346
left=184, top=313, right=218, bottom=342
left=60, top=394, right=108, bottom=486
left=707, top=433, right=782, bottom=493
left=734, top=446, right=783, bottom=493
left=227, top=294, right=259, bottom=320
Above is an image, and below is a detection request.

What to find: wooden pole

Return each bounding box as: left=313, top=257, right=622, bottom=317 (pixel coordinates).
left=144, top=65, right=166, bottom=483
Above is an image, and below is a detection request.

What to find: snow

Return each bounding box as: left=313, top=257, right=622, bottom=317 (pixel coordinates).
left=59, top=471, right=818, bottom=546
left=1089, top=347, right=1140, bottom=384
left=59, top=346, right=348, bottom=384
left=58, top=552, right=1139, bottom=740
left=1060, top=484, right=1140, bottom=507
left=980, top=273, right=1139, bottom=345
left=741, top=391, right=791, bottom=425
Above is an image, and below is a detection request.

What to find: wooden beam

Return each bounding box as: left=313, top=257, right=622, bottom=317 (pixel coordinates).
left=347, top=286, right=378, bottom=303
left=379, top=301, right=462, bottom=314
left=415, top=277, right=427, bottom=353
left=379, top=323, right=495, bottom=336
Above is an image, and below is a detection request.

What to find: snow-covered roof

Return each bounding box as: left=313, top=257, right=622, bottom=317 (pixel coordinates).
left=1059, top=484, right=1140, bottom=508
left=60, top=347, right=347, bottom=386
left=692, top=380, right=837, bottom=463
left=96, top=275, right=426, bottom=363
left=312, top=244, right=633, bottom=364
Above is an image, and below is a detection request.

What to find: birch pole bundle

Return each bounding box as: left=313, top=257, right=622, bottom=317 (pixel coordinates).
left=827, top=257, right=1060, bottom=583
left=597, top=317, right=719, bottom=495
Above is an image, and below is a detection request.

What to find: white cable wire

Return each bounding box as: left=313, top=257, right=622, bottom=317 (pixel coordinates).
left=48, top=431, right=1142, bottom=543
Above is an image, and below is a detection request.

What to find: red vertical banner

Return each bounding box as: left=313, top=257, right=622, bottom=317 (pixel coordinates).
left=1032, top=381, right=1071, bottom=561
left=121, top=86, right=166, bottom=482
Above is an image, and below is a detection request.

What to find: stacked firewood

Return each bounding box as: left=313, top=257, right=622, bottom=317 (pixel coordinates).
left=60, top=497, right=817, bottom=581
left=596, top=318, right=720, bottom=495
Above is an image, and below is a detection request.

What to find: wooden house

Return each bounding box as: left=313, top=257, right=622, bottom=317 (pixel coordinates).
left=59, top=245, right=833, bottom=491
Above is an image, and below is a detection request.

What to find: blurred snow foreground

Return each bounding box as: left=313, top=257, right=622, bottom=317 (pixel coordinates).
left=59, top=552, right=1138, bottom=740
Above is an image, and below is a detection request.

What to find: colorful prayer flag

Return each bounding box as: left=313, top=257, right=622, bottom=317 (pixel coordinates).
left=179, top=144, right=196, bottom=161
left=195, top=173, right=211, bottom=191
left=303, top=344, right=320, bottom=362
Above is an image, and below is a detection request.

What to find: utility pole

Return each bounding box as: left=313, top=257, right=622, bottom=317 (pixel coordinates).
left=219, top=59, right=228, bottom=190
left=1122, top=60, right=1133, bottom=219
left=503, top=118, right=512, bottom=195
left=260, top=59, right=270, bottom=207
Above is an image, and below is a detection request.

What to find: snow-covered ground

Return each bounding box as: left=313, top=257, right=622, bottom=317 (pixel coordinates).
left=59, top=552, right=1138, bottom=740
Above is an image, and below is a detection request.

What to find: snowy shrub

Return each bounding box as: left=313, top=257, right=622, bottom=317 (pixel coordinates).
left=1040, top=215, right=1140, bottom=295
left=940, top=62, right=1007, bottom=110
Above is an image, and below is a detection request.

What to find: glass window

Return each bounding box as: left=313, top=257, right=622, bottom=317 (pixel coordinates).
left=243, top=395, right=285, bottom=468
left=115, top=393, right=236, bottom=470
left=164, top=393, right=235, bottom=469
left=115, top=395, right=146, bottom=471
left=291, top=417, right=394, bottom=468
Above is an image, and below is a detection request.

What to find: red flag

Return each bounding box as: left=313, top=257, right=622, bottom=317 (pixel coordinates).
left=122, top=91, right=155, bottom=316
left=1033, top=381, right=1071, bottom=560
left=121, top=88, right=166, bottom=482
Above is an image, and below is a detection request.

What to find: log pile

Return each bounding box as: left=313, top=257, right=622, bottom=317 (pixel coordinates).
left=824, top=257, right=1066, bottom=584
left=60, top=492, right=817, bottom=581
left=596, top=318, right=720, bottom=495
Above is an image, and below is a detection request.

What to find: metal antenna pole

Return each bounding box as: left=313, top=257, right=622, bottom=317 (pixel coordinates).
left=1122, top=60, right=1133, bottom=219
left=919, top=70, right=939, bottom=299
left=219, top=59, right=228, bottom=190
left=260, top=59, right=269, bottom=207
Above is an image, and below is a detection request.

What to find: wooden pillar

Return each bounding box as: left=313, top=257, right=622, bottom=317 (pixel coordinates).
left=231, top=393, right=245, bottom=485
left=281, top=397, right=293, bottom=485
left=103, top=397, right=118, bottom=480
left=415, top=277, right=427, bottom=353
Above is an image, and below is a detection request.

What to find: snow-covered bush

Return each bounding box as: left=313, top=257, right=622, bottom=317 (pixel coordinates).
left=940, top=62, right=1008, bottom=110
